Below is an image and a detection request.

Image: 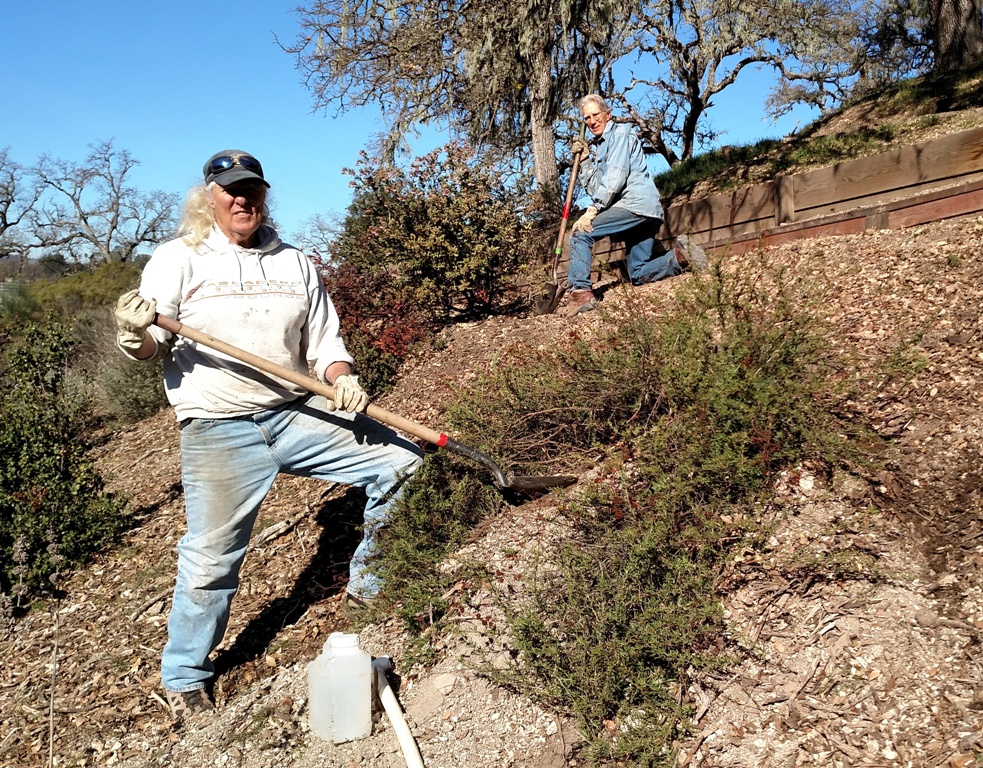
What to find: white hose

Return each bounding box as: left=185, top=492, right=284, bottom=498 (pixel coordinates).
left=373, top=657, right=425, bottom=768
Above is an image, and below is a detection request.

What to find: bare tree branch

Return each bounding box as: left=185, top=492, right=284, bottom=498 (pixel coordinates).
left=0, top=147, right=43, bottom=266
left=33, top=140, right=178, bottom=264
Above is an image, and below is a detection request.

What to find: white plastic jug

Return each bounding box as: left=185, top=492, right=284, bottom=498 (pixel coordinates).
left=307, top=631, right=373, bottom=743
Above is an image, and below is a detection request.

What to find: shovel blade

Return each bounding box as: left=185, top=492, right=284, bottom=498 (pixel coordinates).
left=533, top=282, right=565, bottom=316
left=503, top=474, right=578, bottom=494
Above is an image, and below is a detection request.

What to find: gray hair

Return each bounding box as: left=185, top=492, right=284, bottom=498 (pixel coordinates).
left=579, top=94, right=612, bottom=114
left=178, top=182, right=271, bottom=249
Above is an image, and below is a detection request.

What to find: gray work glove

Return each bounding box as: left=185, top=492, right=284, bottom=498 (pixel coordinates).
left=570, top=137, right=591, bottom=163
left=330, top=374, right=369, bottom=413
left=114, top=289, right=156, bottom=353
left=571, top=206, right=599, bottom=234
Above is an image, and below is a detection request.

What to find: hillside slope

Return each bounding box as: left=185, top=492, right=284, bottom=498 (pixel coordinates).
left=4, top=81, right=983, bottom=765
left=2, top=213, right=982, bottom=768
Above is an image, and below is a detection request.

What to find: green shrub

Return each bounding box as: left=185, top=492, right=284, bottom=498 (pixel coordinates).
left=0, top=322, right=129, bottom=597
left=379, top=259, right=862, bottom=766
left=93, top=348, right=167, bottom=423
left=335, top=143, right=532, bottom=322
left=504, top=478, right=728, bottom=767
left=445, top=259, right=852, bottom=486
left=375, top=453, right=499, bottom=633
left=0, top=280, right=39, bottom=326
left=17, top=261, right=143, bottom=324
left=0, top=262, right=167, bottom=424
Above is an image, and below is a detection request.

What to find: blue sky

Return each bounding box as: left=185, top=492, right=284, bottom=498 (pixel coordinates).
left=3, top=1, right=816, bottom=242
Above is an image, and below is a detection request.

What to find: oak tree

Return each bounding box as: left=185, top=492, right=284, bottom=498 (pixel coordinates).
left=285, top=0, right=620, bottom=203
left=0, top=148, right=42, bottom=267
left=928, top=0, right=983, bottom=70
left=33, top=140, right=177, bottom=265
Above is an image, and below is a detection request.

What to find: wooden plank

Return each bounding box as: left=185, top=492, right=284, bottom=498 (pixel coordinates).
left=887, top=184, right=983, bottom=228
left=659, top=127, right=983, bottom=245
left=665, top=181, right=776, bottom=236
left=792, top=127, right=983, bottom=213
left=792, top=168, right=983, bottom=219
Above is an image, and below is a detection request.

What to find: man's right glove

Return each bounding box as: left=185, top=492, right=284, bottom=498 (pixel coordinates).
left=570, top=137, right=591, bottom=163
left=114, top=289, right=156, bottom=354
left=571, top=205, right=599, bottom=234
left=330, top=374, right=370, bottom=413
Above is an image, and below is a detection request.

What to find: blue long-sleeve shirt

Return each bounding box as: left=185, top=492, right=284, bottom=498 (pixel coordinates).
left=580, top=122, right=664, bottom=220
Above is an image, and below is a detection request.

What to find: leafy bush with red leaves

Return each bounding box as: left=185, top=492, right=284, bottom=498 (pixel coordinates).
left=333, top=142, right=533, bottom=322
left=319, top=259, right=430, bottom=396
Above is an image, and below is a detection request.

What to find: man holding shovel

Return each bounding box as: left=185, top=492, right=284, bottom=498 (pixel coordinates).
left=111, top=150, right=423, bottom=721
left=565, top=94, right=707, bottom=316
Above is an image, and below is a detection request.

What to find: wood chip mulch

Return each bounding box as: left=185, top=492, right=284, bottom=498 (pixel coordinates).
left=2, top=214, right=983, bottom=768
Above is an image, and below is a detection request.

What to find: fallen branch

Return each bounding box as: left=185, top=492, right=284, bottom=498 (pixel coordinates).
left=129, top=589, right=171, bottom=622
left=253, top=507, right=310, bottom=548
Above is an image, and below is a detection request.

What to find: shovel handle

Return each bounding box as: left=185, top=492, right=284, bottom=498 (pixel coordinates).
left=551, top=121, right=588, bottom=272
left=554, top=153, right=581, bottom=256
left=152, top=314, right=449, bottom=449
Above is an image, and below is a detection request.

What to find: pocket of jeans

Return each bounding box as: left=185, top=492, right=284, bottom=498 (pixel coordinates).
left=179, top=417, right=220, bottom=437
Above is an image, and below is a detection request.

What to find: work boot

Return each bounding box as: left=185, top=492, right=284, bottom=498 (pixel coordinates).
left=165, top=687, right=215, bottom=722
left=674, top=234, right=708, bottom=271
left=566, top=289, right=597, bottom=317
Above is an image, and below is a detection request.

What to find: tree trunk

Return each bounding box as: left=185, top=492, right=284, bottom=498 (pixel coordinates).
left=930, top=0, right=983, bottom=71
left=529, top=59, right=561, bottom=213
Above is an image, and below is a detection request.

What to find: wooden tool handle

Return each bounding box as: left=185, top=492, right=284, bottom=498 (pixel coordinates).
left=153, top=314, right=447, bottom=447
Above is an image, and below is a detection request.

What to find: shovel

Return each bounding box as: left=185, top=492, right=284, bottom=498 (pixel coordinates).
left=153, top=315, right=577, bottom=494
left=533, top=124, right=587, bottom=316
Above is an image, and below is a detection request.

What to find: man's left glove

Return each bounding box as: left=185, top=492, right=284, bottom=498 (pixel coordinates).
left=330, top=374, right=369, bottom=413
left=571, top=206, right=599, bottom=234
left=114, top=289, right=156, bottom=353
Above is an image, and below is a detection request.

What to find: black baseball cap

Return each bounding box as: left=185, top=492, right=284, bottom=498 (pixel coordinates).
left=202, top=150, right=270, bottom=188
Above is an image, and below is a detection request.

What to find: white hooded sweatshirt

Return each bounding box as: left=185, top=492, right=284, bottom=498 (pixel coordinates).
left=136, top=225, right=354, bottom=421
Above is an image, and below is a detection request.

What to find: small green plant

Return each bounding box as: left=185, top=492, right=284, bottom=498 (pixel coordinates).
left=785, top=126, right=899, bottom=167
left=498, top=476, right=729, bottom=766
left=93, top=351, right=167, bottom=423
left=655, top=141, right=784, bottom=199
left=375, top=453, right=500, bottom=636
left=878, top=336, right=930, bottom=387
left=785, top=545, right=884, bottom=587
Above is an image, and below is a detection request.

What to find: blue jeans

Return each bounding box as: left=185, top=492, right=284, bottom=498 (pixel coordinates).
left=162, top=395, right=423, bottom=692
left=567, top=206, right=681, bottom=292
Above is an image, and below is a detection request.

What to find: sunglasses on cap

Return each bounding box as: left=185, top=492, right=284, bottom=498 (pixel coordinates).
left=207, top=154, right=264, bottom=178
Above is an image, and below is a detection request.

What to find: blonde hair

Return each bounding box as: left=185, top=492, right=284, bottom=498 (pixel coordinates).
left=178, top=183, right=272, bottom=249
left=579, top=94, right=612, bottom=114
